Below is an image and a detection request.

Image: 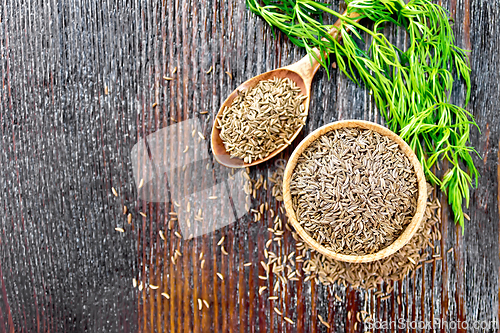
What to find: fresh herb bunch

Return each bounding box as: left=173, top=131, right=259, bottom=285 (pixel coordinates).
left=246, top=0, right=479, bottom=229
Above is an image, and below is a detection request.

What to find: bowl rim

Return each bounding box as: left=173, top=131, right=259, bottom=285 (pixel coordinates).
left=282, top=120, right=428, bottom=263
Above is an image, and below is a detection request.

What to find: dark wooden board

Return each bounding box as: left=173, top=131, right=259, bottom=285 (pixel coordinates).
left=0, top=0, right=499, bottom=332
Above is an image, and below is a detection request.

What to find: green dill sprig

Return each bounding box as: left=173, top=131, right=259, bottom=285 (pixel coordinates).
left=246, top=0, right=479, bottom=230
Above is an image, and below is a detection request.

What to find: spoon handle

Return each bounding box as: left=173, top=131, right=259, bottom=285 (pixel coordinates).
left=284, top=11, right=362, bottom=85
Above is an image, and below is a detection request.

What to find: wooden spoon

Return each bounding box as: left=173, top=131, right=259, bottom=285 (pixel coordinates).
left=211, top=12, right=361, bottom=168
left=282, top=120, right=428, bottom=263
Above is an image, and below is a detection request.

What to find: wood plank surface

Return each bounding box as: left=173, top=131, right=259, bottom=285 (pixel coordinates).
left=0, top=0, right=499, bottom=332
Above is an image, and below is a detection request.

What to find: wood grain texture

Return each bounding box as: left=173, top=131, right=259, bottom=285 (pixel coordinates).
left=0, top=0, right=499, bottom=332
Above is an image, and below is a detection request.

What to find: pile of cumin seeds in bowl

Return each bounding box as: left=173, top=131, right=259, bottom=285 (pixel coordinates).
left=290, top=127, right=419, bottom=256
left=216, top=77, right=307, bottom=164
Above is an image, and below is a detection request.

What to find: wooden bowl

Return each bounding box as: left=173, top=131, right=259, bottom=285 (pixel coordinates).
left=282, top=120, right=428, bottom=263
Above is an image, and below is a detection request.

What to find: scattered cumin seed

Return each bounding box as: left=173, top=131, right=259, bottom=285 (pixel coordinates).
left=139, top=212, right=147, bottom=217
left=268, top=296, right=278, bottom=300
left=159, top=230, right=165, bottom=240
left=123, top=205, right=128, bottom=215
left=290, top=127, right=418, bottom=255
left=198, top=298, right=203, bottom=311
left=201, top=259, right=205, bottom=269
left=203, top=299, right=210, bottom=308
left=197, top=132, right=206, bottom=140
left=243, top=262, right=252, bottom=267
left=284, top=317, right=294, bottom=325
left=225, top=71, right=232, bottom=80
left=217, top=236, right=225, bottom=246
left=138, top=282, right=143, bottom=291
left=206, top=65, right=213, bottom=74
left=174, top=231, right=182, bottom=238
left=172, top=66, right=177, bottom=75
left=111, top=187, right=118, bottom=197
left=149, top=285, right=159, bottom=290
left=127, top=213, right=132, bottom=224
left=138, top=179, right=144, bottom=189
left=200, top=111, right=208, bottom=115
left=152, top=102, right=157, bottom=108
left=408, top=257, right=416, bottom=265
left=133, top=278, right=137, bottom=288
left=163, top=76, right=174, bottom=80
left=115, top=227, right=125, bottom=233
left=183, top=146, right=189, bottom=153
left=161, top=292, right=170, bottom=299
left=258, top=286, right=267, bottom=295
left=217, top=273, right=224, bottom=281
left=221, top=246, right=229, bottom=256
left=273, top=307, right=282, bottom=316
left=209, top=196, right=217, bottom=199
